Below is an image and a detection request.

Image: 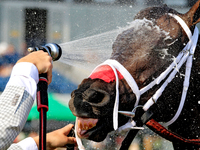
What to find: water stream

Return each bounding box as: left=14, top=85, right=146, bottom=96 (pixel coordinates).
left=58, top=18, right=163, bottom=71
left=58, top=28, right=120, bottom=71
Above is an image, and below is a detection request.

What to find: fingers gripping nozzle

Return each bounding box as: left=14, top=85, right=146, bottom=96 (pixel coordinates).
left=27, top=43, right=62, bottom=61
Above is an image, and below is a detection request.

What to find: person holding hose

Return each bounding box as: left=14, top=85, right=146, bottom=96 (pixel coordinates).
left=0, top=51, right=76, bottom=150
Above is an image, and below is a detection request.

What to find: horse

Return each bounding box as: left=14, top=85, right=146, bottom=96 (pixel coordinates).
left=69, top=1, right=200, bottom=149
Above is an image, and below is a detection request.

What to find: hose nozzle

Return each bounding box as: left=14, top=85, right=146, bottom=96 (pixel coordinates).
left=27, top=43, right=62, bottom=61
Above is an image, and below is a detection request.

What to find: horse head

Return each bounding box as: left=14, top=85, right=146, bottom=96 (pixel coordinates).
left=69, top=1, right=200, bottom=148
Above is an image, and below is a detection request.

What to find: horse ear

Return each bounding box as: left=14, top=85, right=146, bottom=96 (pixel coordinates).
left=183, top=0, right=200, bottom=26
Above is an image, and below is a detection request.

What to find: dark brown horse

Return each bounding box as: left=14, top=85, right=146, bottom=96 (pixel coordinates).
left=69, top=1, right=200, bottom=149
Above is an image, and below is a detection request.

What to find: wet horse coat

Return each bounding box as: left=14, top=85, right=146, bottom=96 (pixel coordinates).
left=69, top=1, right=200, bottom=149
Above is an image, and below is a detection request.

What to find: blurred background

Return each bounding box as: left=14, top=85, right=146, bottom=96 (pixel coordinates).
left=0, top=0, right=198, bottom=149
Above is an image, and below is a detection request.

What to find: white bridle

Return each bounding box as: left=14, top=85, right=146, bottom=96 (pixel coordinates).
left=75, top=14, right=199, bottom=150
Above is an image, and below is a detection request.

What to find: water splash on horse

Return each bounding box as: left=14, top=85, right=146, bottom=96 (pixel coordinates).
left=69, top=1, right=200, bottom=149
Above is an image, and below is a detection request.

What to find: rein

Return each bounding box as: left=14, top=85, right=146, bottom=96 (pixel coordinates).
left=74, top=13, right=200, bottom=150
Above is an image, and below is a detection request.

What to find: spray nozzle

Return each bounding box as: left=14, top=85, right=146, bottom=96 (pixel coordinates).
left=27, top=43, right=62, bottom=61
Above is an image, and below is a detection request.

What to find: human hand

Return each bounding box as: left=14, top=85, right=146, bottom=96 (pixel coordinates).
left=16, top=51, right=53, bottom=84
left=33, top=124, right=77, bottom=150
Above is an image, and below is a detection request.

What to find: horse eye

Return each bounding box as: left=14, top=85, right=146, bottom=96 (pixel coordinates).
left=88, top=90, right=105, bottom=103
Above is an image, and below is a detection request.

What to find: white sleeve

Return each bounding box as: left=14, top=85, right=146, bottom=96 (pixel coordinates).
left=6, top=62, right=39, bottom=100
left=17, top=137, right=38, bottom=150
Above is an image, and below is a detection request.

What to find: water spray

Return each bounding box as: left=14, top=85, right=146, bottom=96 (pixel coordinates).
left=28, top=43, right=62, bottom=150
